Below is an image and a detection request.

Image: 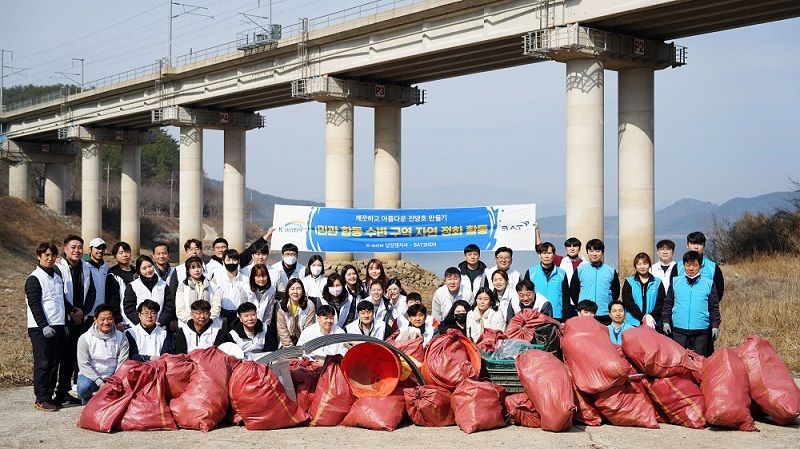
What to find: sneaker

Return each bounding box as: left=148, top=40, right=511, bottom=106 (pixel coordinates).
left=34, top=402, right=59, bottom=412
left=55, top=394, right=82, bottom=406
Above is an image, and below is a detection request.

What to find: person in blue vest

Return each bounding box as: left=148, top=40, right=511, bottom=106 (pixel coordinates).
left=621, top=252, right=665, bottom=330
left=570, top=239, right=620, bottom=325
left=662, top=250, right=720, bottom=357
left=607, top=300, right=634, bottom=346
left=523, top=242, right=573, bottom=321
left=676, top=232, right=724, bottom=300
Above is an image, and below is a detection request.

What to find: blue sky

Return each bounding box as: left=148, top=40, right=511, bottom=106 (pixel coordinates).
left=3, top=0, right=799, bottom=219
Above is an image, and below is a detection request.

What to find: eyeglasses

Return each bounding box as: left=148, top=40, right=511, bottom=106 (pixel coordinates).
left=139, top=311, right=157, bottom=317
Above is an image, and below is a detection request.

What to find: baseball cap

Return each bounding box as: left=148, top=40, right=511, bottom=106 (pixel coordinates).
left=89, top=237, right=107, bottom=248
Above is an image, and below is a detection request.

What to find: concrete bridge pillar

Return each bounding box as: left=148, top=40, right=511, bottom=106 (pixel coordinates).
left=374, top=106, right=402, bottom=261
left=565, top=58, right=605, bottom=250
left=43, top=162, right=67, bottom=215
left=121, top=144, right=141, bottom=255
left=325, top=100, right=355, bottom=262
left=8, top=162, right=31, bottom=200
left=224, top=129, right=246, bottom=252
left=180, top=125, right=204, bottom=261
left=618, top=68, right=655, bottom=270
left=81, top=143, right=103, bottom=244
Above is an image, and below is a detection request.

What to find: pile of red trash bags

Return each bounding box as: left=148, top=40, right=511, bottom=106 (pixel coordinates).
left=78, top=324, right=799, bottom=433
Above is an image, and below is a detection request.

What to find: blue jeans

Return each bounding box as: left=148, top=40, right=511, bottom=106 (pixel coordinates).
left=76, top=374, right=100, bottom=404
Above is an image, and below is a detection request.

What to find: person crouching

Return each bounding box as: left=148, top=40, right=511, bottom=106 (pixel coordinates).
left=76, top=304, right=129, bottom=404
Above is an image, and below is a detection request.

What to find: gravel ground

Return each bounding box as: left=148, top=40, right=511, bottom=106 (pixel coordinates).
left=0, top=386, right=797, bottom=449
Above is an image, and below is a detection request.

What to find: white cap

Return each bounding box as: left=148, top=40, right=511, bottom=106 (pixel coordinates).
left=89, top=237, right=107, bottom=248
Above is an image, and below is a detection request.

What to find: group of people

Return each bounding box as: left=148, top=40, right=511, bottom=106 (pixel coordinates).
left=25, top=227, right=723, bottom=411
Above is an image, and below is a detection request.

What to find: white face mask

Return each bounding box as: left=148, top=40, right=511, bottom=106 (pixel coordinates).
left=328, top=286, right=343, bottom=296
left=282, top=255, right=297, bottom=266
left=311, top=265, right=323, bottom=276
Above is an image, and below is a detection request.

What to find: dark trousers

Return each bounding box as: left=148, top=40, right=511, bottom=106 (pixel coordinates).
left=672, top=328, right=711, bottom=357
left=29, top=326, right=65, bottom=403
left=56, top=318, right=92, bottom=399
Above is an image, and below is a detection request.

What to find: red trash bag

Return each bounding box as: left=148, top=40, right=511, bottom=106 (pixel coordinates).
left=505, top=393, right=542, bottom=428
left=573, top=384, right=603, bottom=426
left=403, top=385, right=455, bottom=427
left=78, top=375, right=134, bottom=432
left=505, top=309, right=560, bottom=342
left=119, top=362, right=177, bottom=431
left=593, top=379, right=660, bottom=428
left=516, top=349, right=574, bottom=431
left=170, top=347, right=237, bottom=431
left=475, top=328, right=507, bottom=353
left=562, top=316, right=631, bottom=394
left=341, top=392, right=406, bottom=431
left=450, top=378, right=505, bottom=434
left=308, top=354, right=357, bottom=426
left=289, top=358, right=322, bottom=412
left=645, top=374, right=706, bottom=429
left=421, top=329, right=481, bottom=390
left=736, top=336, right=800, bottom=425
left=702, top=347, right=757, bottom=431
left=621, top=326, right=704, bottom=379
left=160, top=353, right=194, bottom=400
left=229, top=361, right=309, bottom=430
left=387, top=332, right=425, bottom=363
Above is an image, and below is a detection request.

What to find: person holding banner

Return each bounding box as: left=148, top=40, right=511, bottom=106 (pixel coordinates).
left=270, top=244, right=305, bottom=294
left=432, top=267, right=474, bottom=322
left=301, top=255, right=327, bottom=300
left=276, top=278, right=316, bottom=347
left=318, top=273, right=357, bottom=329
left=364, top=259, right=389, bottom=291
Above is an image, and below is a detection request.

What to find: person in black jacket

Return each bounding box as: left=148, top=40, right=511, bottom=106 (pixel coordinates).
left=173, top=300, right=228, bottom=354
left=436, top=299, right=471, bottom=336
left=105, top=241, right=135, bottom=331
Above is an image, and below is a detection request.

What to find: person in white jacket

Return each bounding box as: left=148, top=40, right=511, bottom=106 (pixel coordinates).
left=466, top=288, right=506, bottom=342
left=270, top=243, right=305, bottom=294
left=76, top=304, right=129, bottom=404
left=490, top=269, right=519, bottom=323
left=431, top=267, right=474, bottom=322
left=296, top=305, right=346, bottom=358
left=175, top=256, right=219, bottom=330
left=301, top=255, right=327, bottom=300
left=345, top=300, right=390, bottom=340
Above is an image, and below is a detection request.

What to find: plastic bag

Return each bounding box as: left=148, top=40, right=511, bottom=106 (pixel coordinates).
left=308, top=354, right=357, bottom=426
left=702, top=347, right=757, bottom=431
left=593, top=380, right=660, bottom=428
left=505, top=393, right=542, bottom=428
left=562, top=316, right=631, bottom=394
left=387, top=331, right=425, bottom=364
left=119, top=361, right=176, bottom=431
left=476, top=328, right=507, bottom=353
left=78, top=375, right=134, bottom=432
left=516, top=349, right=573, bottom=432
left=421, top=329, right=480, bottom=391
left=621, top=326, right=704, bottom=379
left=229, top=361, right=309, bottom=430
left=451, top=378, right=506, bottom=434
left=403, top=385, right=455, bottom=427
left=736, top=336, right=800, bottom=425
left=170, top=347, right=237, bottom=431
left=573, top=383, right=603, bottom=426
left=645, top=374, right=706, bottom=429
left=491, top=339, right=537, bottom=360
left=289, top=357, right=322, bottom=412
left=341, top=392, right=406, bottom=431
left=160, top=354, right=195, bottom=400
left=505, top=308, right=560, bottom=342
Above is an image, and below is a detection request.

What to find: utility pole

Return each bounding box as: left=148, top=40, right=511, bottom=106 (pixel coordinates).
left=169, top=1, right=213, bottom=66
left=169, top=169, right=175, bottom=217
left=72, top=58, right=84, bottom=92
left=105, top=161, right=110, bottom=208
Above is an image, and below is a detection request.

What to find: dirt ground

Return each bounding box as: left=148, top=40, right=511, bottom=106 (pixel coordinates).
left=0, top=386, right=797, bottom=449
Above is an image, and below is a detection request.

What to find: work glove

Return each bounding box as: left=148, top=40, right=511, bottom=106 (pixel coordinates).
left=662, top=323, right=672, bottom=335
left=642, top=314, right=656, bottom=329
left=42, top=326, right=56, bottom=338
left=711, top=328, right=719, bottom=340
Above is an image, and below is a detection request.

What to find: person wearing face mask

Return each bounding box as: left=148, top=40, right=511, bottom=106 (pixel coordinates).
left=175, top=256, right=219, bottom=330
left=276, top=278, right=316, bottom=347
left=436, top=300, right=471, bottom=336
left=466, top=288, right=505, bottom=342
left=214, top=249, right=251, bottom=322
left=318, top=273, right=357, bottom=329
left=483, top=247, right=521, bottom=292
left=296, top=305, right=346, bottom=358
left=301, top=255, right=327, bottom=300
left=506, top=279, right=552, bottom=323
left=270, top=243, right=304, bottom=295
left=123, top=255, right=174, bottom=329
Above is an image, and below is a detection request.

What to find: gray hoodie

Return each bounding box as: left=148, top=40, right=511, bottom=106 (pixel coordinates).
left=77, top=324, right=130, bottom=386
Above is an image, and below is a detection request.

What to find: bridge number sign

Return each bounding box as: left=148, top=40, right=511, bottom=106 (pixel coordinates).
left=375, top=84, right=386, bottom=98
left=633, top=38, right=645, bottom=56
left=219, top=112, right=229, bottom=124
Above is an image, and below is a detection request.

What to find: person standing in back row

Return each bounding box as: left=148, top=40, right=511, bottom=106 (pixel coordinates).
left=571, top=239, right=619, bottom=326
left=26, top=242, right=67, bottom=411
left=458, top=244, right=488, bottom=298
left=106, top=241, right=135, bottom=331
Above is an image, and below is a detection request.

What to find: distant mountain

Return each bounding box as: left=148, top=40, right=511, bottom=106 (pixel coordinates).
left=205, top=178, right=323, bottom=225
left=537, top=191, right=796, bottom=237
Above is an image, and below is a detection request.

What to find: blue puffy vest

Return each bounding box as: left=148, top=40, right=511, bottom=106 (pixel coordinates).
left=624, top=275, right=662, bottom=327
left=670, top=276, right=714, bottom=331
left=577, top=263, right=616, bottom=316
left=677, top=256, right=717, bottom=281
left=608, top=322, right=634, bottom=346
left=527, top=265, right=567, bottom=319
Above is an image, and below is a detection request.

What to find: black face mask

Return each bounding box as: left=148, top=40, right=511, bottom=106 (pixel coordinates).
left=454, top=313, right=467, bottom=324
left=225, top=263, right=239, bottom=272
